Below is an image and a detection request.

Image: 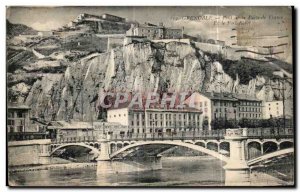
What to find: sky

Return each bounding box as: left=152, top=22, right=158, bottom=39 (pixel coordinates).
left=6, top=6, right=293, bottom=62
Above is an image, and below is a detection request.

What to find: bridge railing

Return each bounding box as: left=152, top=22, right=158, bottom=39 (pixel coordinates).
left=246, top=127, right=293, bottom=138
left=51, top=136, right=98, bottom=144
left=109, top=129, right=226, bottom=142
left=50, top=127, right=294, bottom=144
left=109, top=127, right=293, bottom=142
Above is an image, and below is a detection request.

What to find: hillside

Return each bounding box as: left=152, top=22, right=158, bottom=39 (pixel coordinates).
left=6, top=20, right=37, bottom=38
left=6, top=19, right=293, bottom=121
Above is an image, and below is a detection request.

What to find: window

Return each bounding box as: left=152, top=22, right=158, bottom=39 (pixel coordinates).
left=9, top=126, right=14, bottom=133
left=8, top=120, right=14, bottom=126
left=204, top=101, right=207, bottom=107
left=119, top=114, right=121, bottom=117
left=7, top=112, right=13, bottom=118
left=200, top=102, right=202, bottom=107
left=18, top=126, right=23, bottom=132
left=124, top=114, right=126, bottom=117
left=131, top=121, right=134, bottom=126
left=155, top=114, right=157, bottom=119
left=150, top=114, right=152, bottom=119
left=17, top=112, right=24, bottom=118
left=114, top=115, right=116, bottom=117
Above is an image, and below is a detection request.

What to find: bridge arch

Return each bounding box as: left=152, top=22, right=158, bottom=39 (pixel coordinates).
left=110, top=143, right=116, bottom=153
left=247, top=141, right=262, bottom=160
left=195, top=141, right=206, bottom=148
left=248, top=148, right=294, bottom=166
left=263, top=141, right=278, bottom=154
left=279, top=141, right=293, bottom=149
left=219, top=142, right=230, bottom=153
left=207, top=142, right=219, bottom=152
left=109, top=141, right=229, bottom=162
left=94, top=143, right=99, bottom=149
left=50, top=143, right=99, bottom=156
left=117, top=143, right=123, bottom=150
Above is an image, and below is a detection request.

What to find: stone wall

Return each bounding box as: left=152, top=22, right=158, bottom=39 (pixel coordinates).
left=8, top=139, right=51, bottom=166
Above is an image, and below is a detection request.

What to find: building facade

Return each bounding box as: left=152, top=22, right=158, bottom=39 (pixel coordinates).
left=237, top=97, right=263, bottom=120
left=7, top=104, right=32, bottom=133
left=126, top=23, right=183, bottom=40
left=101, top=13, right=126, bottom=23
left=185, top=92, right=263, bottom=130
left=107, top=106, right=203, bottom=134
left=263, top=100, right=284, bottom=119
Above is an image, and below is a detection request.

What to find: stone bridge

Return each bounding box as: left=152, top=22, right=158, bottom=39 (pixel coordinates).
left=50, top=127, right=294, bottom=186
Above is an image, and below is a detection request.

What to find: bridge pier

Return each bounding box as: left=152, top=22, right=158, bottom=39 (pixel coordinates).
left=96, top=138, right=163, bottom=174
left=97, top=138, right=110, bottom=161
left=223, top=128, right=250, bottom=186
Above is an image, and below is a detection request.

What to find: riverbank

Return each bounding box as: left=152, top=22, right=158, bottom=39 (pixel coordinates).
left=9, top=162, right=97, bottom=173
left=250, top=171, right=291, bottom=186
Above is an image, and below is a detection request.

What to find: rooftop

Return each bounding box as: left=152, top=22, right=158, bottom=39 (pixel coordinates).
left=7, top=103, right=31, bottom=110
left=200, top=92, right=261, bottom=102
left=201, top=92, right=238, bottom=101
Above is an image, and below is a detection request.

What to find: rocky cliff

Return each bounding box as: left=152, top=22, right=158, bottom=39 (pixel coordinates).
left=14, top=41, right=292, bottom=121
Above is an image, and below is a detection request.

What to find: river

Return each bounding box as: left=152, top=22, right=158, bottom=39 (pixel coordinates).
left=8, top=156, right=293, bottom=186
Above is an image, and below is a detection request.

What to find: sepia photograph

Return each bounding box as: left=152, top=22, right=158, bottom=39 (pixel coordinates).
left=6, top=6, right=295, bottom=187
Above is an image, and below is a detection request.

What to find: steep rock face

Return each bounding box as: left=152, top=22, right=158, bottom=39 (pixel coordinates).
left=24, top=41, right=293, bottom=121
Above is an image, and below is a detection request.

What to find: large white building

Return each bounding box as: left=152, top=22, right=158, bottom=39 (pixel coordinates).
left=263, top=100, right=284, bottom=119
left=107, top=105, right=203, bottom=135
